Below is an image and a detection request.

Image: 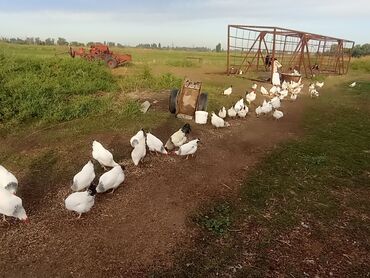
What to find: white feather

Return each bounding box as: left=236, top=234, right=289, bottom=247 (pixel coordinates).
left=227, top=107, right=237, bottom=117
left=211, top=112, right=229, bottom=128
left=96, top=165, right=125, bottom=193
left=175, top=139, right=200, bottom=156
left=92, top=141, right=119, bottom=168
left=71, top=161, right=96, bottom=191
left=0, top=165, right=18, bottom=194
left=270, top=96, right=281, bottom=109
left=246, top=91, right=256, bottom=104
left=65, top=190, right=95, bottom=216
left=260, top=86, right=268, bottom=95
left=146, top=133, right=167, bottom=154
left=218, top=107, right=227, bottom=118
left=130, top=130, right=145, bottom=147
left=223, top=86, right=232, bottom=95
left=0, top=187, right=28, bottom=221
left=273, top=109, right=284, bottom=120
left=131, top=138, right=146, bottom=166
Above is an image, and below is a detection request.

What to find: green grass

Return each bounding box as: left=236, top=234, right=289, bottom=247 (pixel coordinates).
left=118, top=66, right=182, bottom=93
left=154, top=78, right=370, bottom=276
left=0, top=53, right=118, bottom=123
left=350, top=56, right=370, bottom=73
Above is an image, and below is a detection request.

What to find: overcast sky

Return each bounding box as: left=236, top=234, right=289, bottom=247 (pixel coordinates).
left=0, top=0, right=369, bottom=48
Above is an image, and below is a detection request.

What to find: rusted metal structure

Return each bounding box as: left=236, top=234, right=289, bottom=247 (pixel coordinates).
left=227, top=25, right=355, bottom=78
left=69, top=44, right=132, bottom=68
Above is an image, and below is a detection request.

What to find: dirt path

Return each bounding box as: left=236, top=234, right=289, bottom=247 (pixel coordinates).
left=0, top=94, right=306, bottom=277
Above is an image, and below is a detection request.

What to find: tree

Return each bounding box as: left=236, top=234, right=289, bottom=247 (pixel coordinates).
left=158, top=43, right=161, bottom=49
left=57, top=37, right=68, bottom=45
left=215, top=43, right=222, bottom=52
left=45, top=38, right=55, bottom=45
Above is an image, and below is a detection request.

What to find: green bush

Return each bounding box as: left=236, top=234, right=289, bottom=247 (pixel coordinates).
left=0, top=54, right=118, bottom=123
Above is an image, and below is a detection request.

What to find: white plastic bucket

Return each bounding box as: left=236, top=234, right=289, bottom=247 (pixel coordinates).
left=195, top=111, right=208, bottom=124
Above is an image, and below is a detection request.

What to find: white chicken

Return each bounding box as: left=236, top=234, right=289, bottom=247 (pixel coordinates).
left=211, top=112, right=230, bottom=128
left=255, top=106, right=262, bottom=117
left=223, top=86, right=233, bottom=95
left=269, top=86, right=278, bottom=95
left=260, top=86, right=269, bottom=95
left=0, top=187, right=28, bottom=222
left=165, top=124, right=191, bottom=151
left=71, top=161, right=96, bottom=191
left=349, top=82, right=356, bottom=88
left=310, top=89, right=320, bottom=98
left=96, top=165, right=125, bottom=194
left=227, top=107, right=237, bottom=117
left=281, top=81, right=288, bottom=90
left=175, top=139, right=200, bottom=158
left=270, top=96, right=281, bottom=109
left=130, top=129, right=145, bottom=147
left=92, top=140, right=119, bottom=169
left=131, top=137, right=146, bottom=166
left=65, top=184, right=97, bottom=218
left=218, top=107, right=227, bottom=119
left=237, top=107, right=248, bottom=118
left=246, top=91, right=256, bottom=104
left=0, top=165, right=18, bottom=194
left=273, top=109, right=284, bottom=120
left=315, top=81, right=324, bottom=88
left=261, top=100, right=273, bottom=114
left=234, top=98, right=245, bottom=113
left=146, top=132, right=167, bottom=154
left=308, top=83, right=315, bottom=92
left=251, top=83, right=257, bottom=90
left=290, top=93, right=297, bottom=101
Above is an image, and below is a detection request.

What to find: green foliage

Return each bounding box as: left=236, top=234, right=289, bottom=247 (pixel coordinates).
left=196, top=202, right=232, bottom=235
left=0, top=54, right=118, bottom=123
left=120, top=99, right=142, bottom=118
left=118, top=66, right=182, bottom=92
left=352, top=43, right=370, bottom=57
left=350, top=57, right=370, bottom=73
left=215, top=43, right=222, bottom=52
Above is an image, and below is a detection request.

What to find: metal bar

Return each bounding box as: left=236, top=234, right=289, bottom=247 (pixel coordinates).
left=228, top=24, right=355, bottom=43
left=346, top=41, right=355, bottom=74
left=271, top=28, right=277, bottom=81
left=305, top=40, right=313, bottom=77
left=256, top=35, right=263, bottom=70
left=227, top=25, right=230, bottom=75
left=236, top=33, right=261, bottom=74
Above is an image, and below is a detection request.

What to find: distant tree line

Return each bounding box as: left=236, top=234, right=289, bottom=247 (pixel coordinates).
left=352, top=44, right=370, bottom=57
left=0, top=37, right=128, bottom=48
left=0, top=36, right=223, bottom=52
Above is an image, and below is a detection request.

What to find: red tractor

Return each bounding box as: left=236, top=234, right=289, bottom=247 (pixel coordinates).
left=69, top=44, right=132, bottom=69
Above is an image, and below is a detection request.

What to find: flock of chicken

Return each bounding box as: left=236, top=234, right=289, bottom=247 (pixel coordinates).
left=0, top=77, right=332, bottom=222
left=210, top=79, right=325, bottom=128
left=0, top=123, right=199, bottom=221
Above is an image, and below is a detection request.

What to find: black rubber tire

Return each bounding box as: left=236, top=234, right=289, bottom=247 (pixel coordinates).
left=106, top=58, right=118, bottom=69
left=169, top=89, right=178, bottom=114
left=197, top=93, right=208, bottom=111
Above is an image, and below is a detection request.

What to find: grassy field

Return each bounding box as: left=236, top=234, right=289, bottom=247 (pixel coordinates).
left=153, top=72, right=370, bottom=276
left=1, top=42, right=370, bottom=276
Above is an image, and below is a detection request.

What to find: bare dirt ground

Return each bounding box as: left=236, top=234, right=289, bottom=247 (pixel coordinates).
left=0, top=92, right=305, bottom=277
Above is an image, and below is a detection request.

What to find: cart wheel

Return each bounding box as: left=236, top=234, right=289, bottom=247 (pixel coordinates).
left=197, top=93, right=208, bottom=111
left=169, top=89, right=178, bottom=114
left=106, top=58, right=118, bottom=69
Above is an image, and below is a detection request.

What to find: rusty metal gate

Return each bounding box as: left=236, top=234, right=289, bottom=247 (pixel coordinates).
left=227, top=25, right=355, bottom=78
